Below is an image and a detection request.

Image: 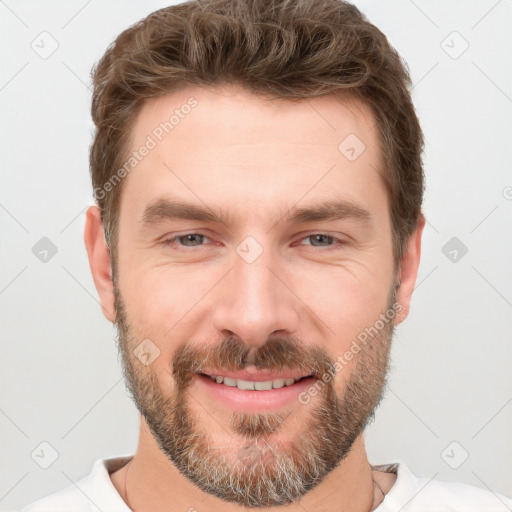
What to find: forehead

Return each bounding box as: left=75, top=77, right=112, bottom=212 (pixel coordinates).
left=120, top=85, right=386, bottom=226
left=131, top=84, right=378, bottom=154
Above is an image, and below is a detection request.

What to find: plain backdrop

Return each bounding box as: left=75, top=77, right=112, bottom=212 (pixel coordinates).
left=1, top=1, right=511, bottom=510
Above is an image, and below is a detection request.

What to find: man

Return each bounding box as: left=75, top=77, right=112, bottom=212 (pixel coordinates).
left=20, top=0, right=512, bottom=511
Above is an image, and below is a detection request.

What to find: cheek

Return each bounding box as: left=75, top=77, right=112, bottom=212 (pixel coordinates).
left=118, top=263, right=217, bottom=341
left=290, top=262, right=393, bottom=339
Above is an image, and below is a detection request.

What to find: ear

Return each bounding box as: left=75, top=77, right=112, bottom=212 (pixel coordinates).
left=394, top=214, right=425, bottom=325
left=84, top=205, right=115, bottom=323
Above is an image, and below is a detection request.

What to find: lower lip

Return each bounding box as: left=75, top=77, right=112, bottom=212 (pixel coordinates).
left=194, top=374, right=316, bottom=413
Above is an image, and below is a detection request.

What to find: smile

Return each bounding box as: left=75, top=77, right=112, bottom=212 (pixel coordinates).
left=194, top=372, right=318, bottom=412
left=201, top=373, right=312, bottom=391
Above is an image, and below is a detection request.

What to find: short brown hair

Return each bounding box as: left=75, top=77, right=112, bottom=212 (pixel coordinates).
left=90, top=0, right=424, bottom=271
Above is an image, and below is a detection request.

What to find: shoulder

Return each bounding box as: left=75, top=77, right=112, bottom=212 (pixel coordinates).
left=19, top=484, right=90, bottom=512
left=19, top=456, right=133, bottom=512
left=375, top=462, right=512, bottom=512
left=421, top=477, right=512, bottom=510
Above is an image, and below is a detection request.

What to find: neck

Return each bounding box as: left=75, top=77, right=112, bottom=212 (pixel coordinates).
left=111, top=417, right=387, bottom=512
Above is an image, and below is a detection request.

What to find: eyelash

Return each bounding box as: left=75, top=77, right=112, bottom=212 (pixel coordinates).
left=160, top=233, right=347, bottom=251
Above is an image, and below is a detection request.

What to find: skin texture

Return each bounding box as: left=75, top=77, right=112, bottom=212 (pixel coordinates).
left=85, top=85, right=424, bottom=512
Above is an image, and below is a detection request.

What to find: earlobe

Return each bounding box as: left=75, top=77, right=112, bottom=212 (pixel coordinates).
left=394, top=214, right=425, bottom=326
left=84, top=205, right=115, bottom=323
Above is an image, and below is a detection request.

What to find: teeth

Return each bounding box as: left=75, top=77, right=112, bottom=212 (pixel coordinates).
left=209, top=375, right=302, bottom=390
left=237, top=379, right=255, bottom=390
left=272, top=378, right=285, bottom=389
left=255, top=381, right=273, bottom=391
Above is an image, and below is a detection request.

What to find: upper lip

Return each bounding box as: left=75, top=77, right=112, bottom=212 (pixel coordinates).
left=199, top=369, right=315, bottom=382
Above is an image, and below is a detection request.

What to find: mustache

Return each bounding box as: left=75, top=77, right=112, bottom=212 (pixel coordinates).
left=171, top=336, right=335, bottom=387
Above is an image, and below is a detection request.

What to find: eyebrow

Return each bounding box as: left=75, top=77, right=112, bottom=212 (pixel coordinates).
left=140, top=198, right=372, bottom=229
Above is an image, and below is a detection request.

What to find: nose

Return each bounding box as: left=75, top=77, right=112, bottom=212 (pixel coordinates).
left=211, top=245, right=300, bottom=348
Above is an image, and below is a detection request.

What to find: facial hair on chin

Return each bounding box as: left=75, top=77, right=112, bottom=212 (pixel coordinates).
left=113, top=284, right=395, bottom=508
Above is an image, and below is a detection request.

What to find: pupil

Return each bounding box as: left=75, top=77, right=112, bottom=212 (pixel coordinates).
left=313, top=235, right=332, bottom=246
left=183, top=234, right=201, bottom=246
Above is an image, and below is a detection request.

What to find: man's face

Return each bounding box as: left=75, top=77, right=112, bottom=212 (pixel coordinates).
left=112, top=86, right=399, bottom=507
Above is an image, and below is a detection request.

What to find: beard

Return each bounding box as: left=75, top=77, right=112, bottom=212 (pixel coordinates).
left=113, top=283, right=395, bottom=508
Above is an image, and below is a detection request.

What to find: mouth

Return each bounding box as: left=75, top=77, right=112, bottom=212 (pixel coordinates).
left=199, top=372, right=314, bottom=391
left=194, top=370, right=318, bottom=412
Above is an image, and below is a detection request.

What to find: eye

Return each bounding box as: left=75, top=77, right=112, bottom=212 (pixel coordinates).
left=161, top=233, right=212, bottom=249
left=160, top=233, right=347, bottom=251
left=298, top=234, right=345, bottom=250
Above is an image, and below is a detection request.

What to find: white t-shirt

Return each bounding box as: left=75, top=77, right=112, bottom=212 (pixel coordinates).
left=19, top=455, right=512, bottom=512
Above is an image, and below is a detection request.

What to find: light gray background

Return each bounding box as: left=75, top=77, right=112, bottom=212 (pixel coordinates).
left=1, top=1, right=511, bottom=511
